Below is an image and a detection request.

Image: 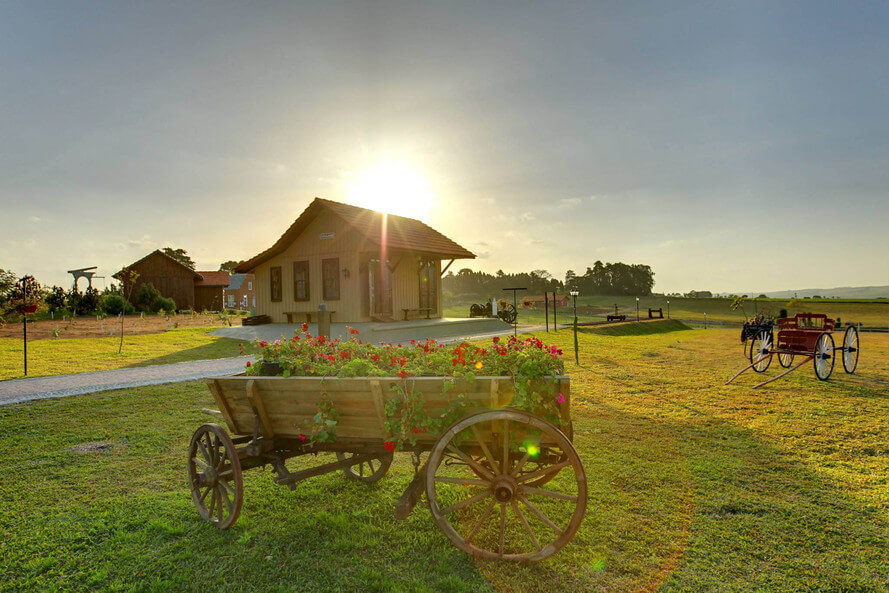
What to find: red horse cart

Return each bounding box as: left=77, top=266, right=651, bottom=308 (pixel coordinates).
left=726, top=313, right=859, bottom=389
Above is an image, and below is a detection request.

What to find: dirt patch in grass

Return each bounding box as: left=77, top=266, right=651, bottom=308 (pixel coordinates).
left=69, top=441, right=118, bottom=454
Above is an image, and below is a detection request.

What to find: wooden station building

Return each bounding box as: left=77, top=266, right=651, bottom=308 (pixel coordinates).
left=115, top=250, right=230, bottom=311
left=235, top=198, right=475, bottom=323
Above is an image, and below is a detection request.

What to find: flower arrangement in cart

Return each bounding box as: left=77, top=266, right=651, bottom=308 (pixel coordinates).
left=247, top=324, right=566, bottom=449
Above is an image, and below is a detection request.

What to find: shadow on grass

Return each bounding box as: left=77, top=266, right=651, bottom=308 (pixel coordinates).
left=122, top=339, right=253, bottom=369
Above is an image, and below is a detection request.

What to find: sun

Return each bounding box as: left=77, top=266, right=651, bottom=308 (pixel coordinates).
left=345, top=162, right=435, bottom=220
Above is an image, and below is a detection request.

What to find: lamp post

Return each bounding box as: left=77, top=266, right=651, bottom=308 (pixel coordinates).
left=667, top=300, right=670, bottom=319
left=570, top=290, right=579, bottom=364
left=636, top=297, right=640, bottom=322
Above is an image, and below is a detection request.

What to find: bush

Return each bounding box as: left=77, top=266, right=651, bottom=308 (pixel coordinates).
left=152, top=296, right=176, bottom=314
left=100, top=294, right=135, bottom=315
left=134, top=283, right=161, bottom=312
left=45, top=286, right=67, bottom=312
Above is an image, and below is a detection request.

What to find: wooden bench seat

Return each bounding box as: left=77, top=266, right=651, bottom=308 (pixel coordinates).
left=402, top=308, right=433, bottom=321
left=285, top=311, right=335, bottom=324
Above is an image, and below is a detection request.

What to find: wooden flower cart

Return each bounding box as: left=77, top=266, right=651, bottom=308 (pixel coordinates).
left=189, top=375, right=587, bottom=561
left=726, top=313, right=860, bottom=388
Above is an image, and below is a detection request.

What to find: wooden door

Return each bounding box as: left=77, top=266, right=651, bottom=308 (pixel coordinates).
left=368, top=259, right=393, bottom=318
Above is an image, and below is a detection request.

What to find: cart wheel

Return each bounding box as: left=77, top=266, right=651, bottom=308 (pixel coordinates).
left=749, top=331, right=772, bottom=373
left=337, top=452, right=393, bottom=483
left=498, top=304, right=518, bottom=325
left=813, top=333, right=835, bottom=381
left=426, top=410, right=587, bottom=562
left=778, top=352, right=794, bottom=368
left=842, top=326, right=859, bottom=374
left=188, top=423, right=243, bottom=529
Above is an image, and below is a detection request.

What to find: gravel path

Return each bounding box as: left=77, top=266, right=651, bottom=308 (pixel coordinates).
left=0, top=356, right=254, bottom=407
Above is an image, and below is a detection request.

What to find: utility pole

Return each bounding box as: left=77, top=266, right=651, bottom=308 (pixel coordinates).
left=570, top=291, right=579, bottom=364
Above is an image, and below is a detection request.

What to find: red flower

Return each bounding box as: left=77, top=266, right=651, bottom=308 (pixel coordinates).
left=493, top=336, right=500, bottom=344
left=302, top=323, right=309, bottom=332
left=259, top=341, right=268, bottom=348
left=413, top=426, right=420, bottom=434
left=299, top=434, right=308, bottom=442
left=383, top=441, right=396, bottom=452
left=246, top=361, right=251, bottom=367
left=398, top=370, right=407, bottom=379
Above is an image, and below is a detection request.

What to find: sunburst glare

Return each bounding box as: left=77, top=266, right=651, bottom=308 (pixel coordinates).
left=345, top=162, right=435, bottom=220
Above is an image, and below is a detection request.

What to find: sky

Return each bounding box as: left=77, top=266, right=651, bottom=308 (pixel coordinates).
left=1, top=1, right=887, bottom=294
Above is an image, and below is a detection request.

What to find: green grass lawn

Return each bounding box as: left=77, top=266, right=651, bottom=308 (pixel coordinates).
left=0, top=328, right=252, bottom=381
left=0, top=328, right=887, bottom=591
left=444, top=295, right=889, bottom=327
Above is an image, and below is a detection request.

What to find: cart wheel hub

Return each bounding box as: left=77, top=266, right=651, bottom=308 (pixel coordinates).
left=492, top=475, right=517, bottom=503
left=202, top=467, right=218, bottom=487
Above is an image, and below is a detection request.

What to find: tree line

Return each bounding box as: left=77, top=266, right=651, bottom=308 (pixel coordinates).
left=443, top=261, right=655, bottom=297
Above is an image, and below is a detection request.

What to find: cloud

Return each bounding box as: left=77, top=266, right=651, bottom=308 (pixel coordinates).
left=556, top=197, right=582, bottom=209
left=520, top=212, right=535, bottom=221
left=28, top=216, right=42, bottom=223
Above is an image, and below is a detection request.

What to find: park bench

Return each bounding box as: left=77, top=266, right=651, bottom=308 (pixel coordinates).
left=606, top=314, right=626, bottom=322
left=285, top=311, right=335, bottom=324
left=402, top=307, right=433, bottom=321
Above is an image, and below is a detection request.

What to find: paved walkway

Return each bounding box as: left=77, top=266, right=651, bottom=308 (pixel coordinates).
left=0, top=324, right=546, bottom=407
left=0, top=356, right=254, bottom=407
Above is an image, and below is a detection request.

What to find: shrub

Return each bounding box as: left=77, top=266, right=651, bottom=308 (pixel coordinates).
left=134, top=283, right=161, bottom=312
left=152, top=296, right=176, bottom=314
left=45, top=286, right=67, bottom=312
left=100, top=294, right=135, bottom=315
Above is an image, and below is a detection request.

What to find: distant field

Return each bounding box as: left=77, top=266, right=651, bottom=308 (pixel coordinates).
left=445, top=295, right=889, bottom=327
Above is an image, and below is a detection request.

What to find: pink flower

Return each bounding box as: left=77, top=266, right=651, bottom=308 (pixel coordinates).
left=557, top=392, right=565, bottom=405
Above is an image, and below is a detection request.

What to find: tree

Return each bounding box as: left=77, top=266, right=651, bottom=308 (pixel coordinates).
left=0, top=268, right=17, bottom=303
left=116, top=268, right=140, bottom=353
left=162, top=247, right=195, bottom=270
left=219, top=260, right=241, bottom=273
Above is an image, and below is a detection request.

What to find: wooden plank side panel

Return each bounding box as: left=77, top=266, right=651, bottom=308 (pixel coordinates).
left=209, top=376, right=567, bottom=440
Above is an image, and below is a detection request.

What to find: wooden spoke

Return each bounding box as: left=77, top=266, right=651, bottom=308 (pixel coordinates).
left=510, top=451, right=531, bottom=478
left=208, top=489, right=218, bottom=516
left=426, top=409, right=587, bottom=562
left=218, top=485, right=234, bottom=513
left=196, top=440, right=211, bottom=465
left=471, top=424, right=501, bottom=475
left=466, top=499, right=497, bottom=544
left=512, top=499, right=541, bottom=551
left=516, top=460, right=572, bottom=484
left=447, top=443, right=494, bottom=480
left=192, top=456, right=211, bottom=471
left=199, top=486, right=212, bottom=504
left=521, top=485, right=579, bottom=501
left=441, top=490, right=490, bottom=516
left=434, top=477, right=490, bottom=487
left=502, top=426, right=510, bottom=476
left=498, top=504, right=506, bottom=557
left=518, top=494, right=562, bottom=535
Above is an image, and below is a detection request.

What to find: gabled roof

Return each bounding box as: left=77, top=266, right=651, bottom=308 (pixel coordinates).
left=236, top=198, right=475, bottom=273
left=114, top=249, right=201, bottom=280
left=195, top=271, right=231, bottom=287
left=225, top=273, right=249, bottom=291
